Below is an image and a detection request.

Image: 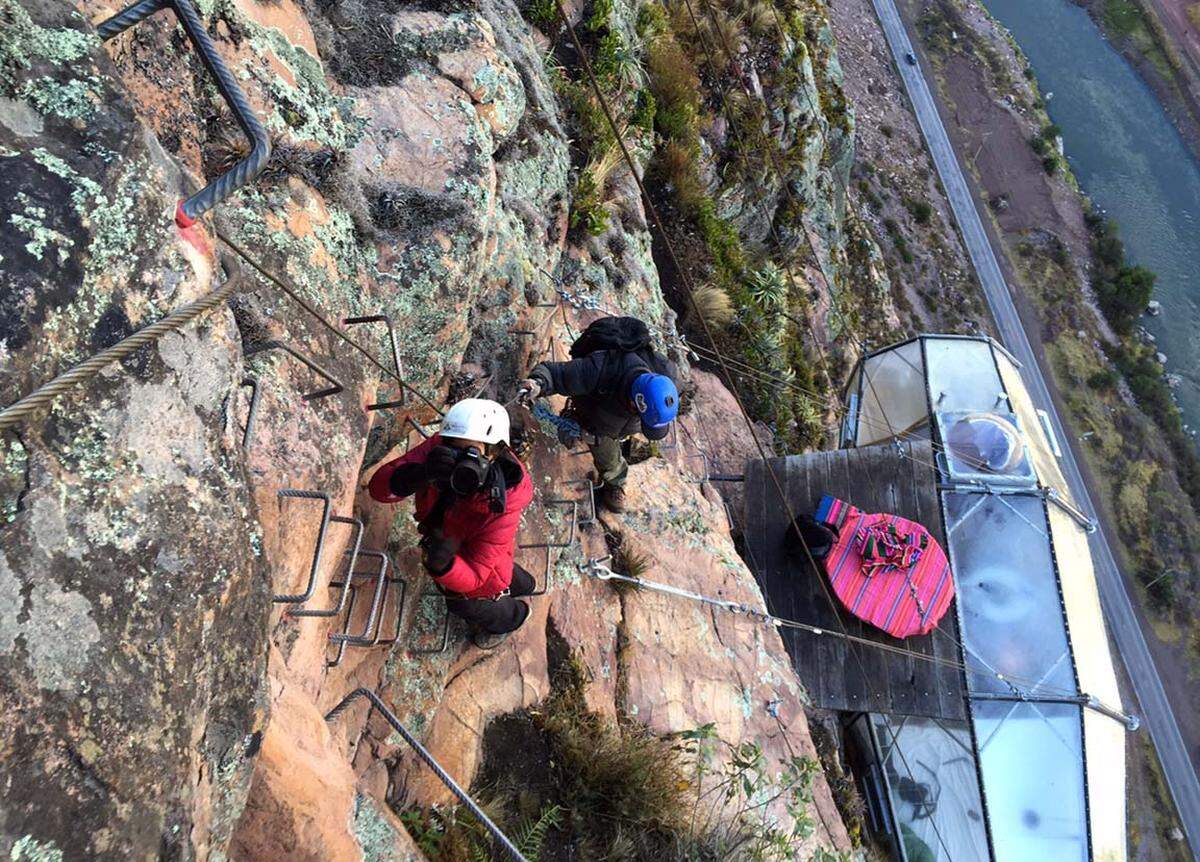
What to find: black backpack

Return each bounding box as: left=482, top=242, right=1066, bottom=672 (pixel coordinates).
left=569, top=316, right=652, bottom=358
left=783, top=514, right=838, bottom=561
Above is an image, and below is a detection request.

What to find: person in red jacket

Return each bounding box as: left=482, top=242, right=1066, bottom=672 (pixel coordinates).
left=369, top=399, right=535, bottom=648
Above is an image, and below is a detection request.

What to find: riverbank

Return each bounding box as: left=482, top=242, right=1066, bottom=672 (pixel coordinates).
left=895, top=0, right=1197, bottom=856
left=1076, top=0, right=1200, bottom=164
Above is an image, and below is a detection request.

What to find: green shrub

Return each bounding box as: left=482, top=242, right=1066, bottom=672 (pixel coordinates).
left=1041, top=154, right=1059, bottom=174
left=636, top=0, right=668, bottom=39
left=632, top=88, right=657, bottom=132
left=906, top=198, right=933, bottom=224
left=1087, top=368, right=1120, bottom=390
left=569, top=170, right=610, bottom=236
left=648, top=37, right=700, bottom=140
left=1096, top=265, right=1155, bottom=334
left=524, top=0, right=557, bottom=28
left=696, top=198, right=746, bottom=282
left=594, top=29, right=634, bottom=86
left=586, top=0, right=612, bottom=31
left=399, top=803, right=562, bottom=861
left=747, top=262, right=788, bottom=311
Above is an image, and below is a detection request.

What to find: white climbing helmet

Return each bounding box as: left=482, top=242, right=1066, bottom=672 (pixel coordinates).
left=440, top=398, right=510, bottom=446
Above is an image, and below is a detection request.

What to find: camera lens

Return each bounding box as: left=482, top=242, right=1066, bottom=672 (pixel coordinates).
left=449, top=449, right=488, bottom=495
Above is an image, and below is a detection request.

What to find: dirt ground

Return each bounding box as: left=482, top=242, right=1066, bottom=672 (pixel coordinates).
left=1151, top=0, right=1200, bottom=74
left=827, top=0, right=991, bottom=337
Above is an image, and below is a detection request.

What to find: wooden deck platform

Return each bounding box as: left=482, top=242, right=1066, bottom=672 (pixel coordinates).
left=743, top=441, right=966, bottom=720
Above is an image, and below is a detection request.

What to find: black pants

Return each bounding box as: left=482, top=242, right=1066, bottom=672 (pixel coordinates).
left=444, top=565, right=536, bottom=634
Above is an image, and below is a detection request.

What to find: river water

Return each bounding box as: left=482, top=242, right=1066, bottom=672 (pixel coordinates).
left=981, top=0, right=1200, bottom=436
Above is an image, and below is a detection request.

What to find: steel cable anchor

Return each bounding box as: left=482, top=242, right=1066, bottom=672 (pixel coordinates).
left=97, top=0, right=271, bottom=226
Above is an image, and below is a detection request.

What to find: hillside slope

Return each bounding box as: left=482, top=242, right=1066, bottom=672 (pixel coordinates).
left=0, top=0, right=885, bottom=855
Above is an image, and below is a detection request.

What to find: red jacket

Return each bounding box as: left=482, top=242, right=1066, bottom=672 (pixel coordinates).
left=368, top=434, right=534, bottom=598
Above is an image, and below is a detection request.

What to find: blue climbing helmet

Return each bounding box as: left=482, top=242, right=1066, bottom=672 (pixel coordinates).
left=630, top=373, right=679, bottom=429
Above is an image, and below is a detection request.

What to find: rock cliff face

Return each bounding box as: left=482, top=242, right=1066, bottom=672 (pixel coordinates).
left=0, top=0, right=863, bottom=855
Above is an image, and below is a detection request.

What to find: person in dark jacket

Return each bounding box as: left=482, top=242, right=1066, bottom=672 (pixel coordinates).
left=520, top=339, right=679, bottom=513
left=368, top=399, right=535, bottom=649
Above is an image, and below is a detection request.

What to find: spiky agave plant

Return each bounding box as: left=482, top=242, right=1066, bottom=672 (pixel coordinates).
left=746, top=261, right=788, bottom=311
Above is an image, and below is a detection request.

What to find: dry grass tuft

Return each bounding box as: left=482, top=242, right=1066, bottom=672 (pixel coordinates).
left=688, top=284, right=736, bottom=329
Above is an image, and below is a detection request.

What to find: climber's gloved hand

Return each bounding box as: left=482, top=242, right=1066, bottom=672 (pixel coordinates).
left=424, top=444, right=459, bottom=487
left=387, top=462, right=427, bottom=498
left=517, top=378, right=542, bottom=405
left=420, top=528, right=461, bottom=576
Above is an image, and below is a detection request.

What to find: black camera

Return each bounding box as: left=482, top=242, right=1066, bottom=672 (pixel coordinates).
left=448, top=446, right=490, bottom=496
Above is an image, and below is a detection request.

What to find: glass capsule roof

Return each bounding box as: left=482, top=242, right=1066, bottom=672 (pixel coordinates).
left=844, top=335, right=1126, bottom=862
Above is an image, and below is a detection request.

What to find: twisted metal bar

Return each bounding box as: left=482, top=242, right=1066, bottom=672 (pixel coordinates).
left=244, top=340, right=344, bottom=401
left=273, top=489, right=332, bottom=604
left=344, top=316, right=406, bottom=409
left=98, top=0, right=271, bottom=224
left=288, top=516, right=362, bottom=617
left=0, top=272, right=243, bottom=430
left=95, top=0, right=165, bottom=38
left=325, top=688, right=529, bottom=862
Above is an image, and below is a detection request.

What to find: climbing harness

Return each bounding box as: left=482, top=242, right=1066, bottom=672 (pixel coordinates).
left=325, top=689, right=529, bottom=862
left=97, top=0, right=271, bottom=226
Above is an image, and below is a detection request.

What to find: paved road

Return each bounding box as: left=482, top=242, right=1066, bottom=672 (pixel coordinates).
left=870, top=0, right=1200, bottom=852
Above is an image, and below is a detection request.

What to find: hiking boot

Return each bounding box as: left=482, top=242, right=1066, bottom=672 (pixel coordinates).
left=598, top=483, right=627, bottom=513
left=471, top=628, right=512, bottom=650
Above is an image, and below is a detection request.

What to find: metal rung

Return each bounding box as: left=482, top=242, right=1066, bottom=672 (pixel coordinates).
left=245, top=340, right=343, bottom=401
left=344, top=315, right=406, bottom=409
left=517, top=542, right=555, bottom=597
left=519, top=498, right=578, bottom=550
left=562, top=478, right=597, bottom=526
left=657, top=422, right=681, bottom=452
left=408, top=589, right=452, bottom=655
left=685, top=451, right=709, bottom=484
left=326, top=566, right=405, bottom=677
left=289, top=516, right=363, bottom=617
left=239, top=377, right=260, bottom=447
left=273, top=489, right=332, bottom=604
left=722, top=500, right=737, bottom=532
left=328, top=550, right=389, bottom=643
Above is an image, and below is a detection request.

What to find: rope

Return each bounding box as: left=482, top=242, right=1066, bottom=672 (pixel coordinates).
left=215, top=228, right=446, bottom=418
left=579, top=557, right=1132, bottom=721
left=530, top=401, right=583, bottom=441
left=325, top=688, right=529, bottom=862
left=0, top=268, right=245, bottom=430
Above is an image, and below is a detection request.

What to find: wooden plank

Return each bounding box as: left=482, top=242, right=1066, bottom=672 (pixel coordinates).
left=781, top=452, right=820, bottom=708
left=822, top=448, right=876, bottom=714
left=888, top=442, right=926, bottom=717
left=848, top=444, right=895, bottom=714
left=911, top=441, right=968, bottom=721
left=804, top=450, right=846, bottom=712
left=740, top=443, right=966, bottom=720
